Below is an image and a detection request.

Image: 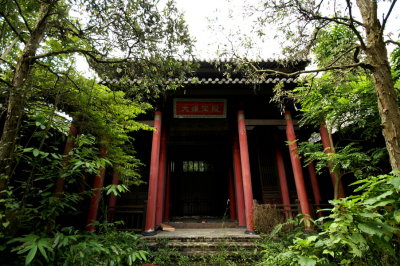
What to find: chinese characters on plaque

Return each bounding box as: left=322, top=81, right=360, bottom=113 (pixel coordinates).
left=174, top=99, right=227, bottom=118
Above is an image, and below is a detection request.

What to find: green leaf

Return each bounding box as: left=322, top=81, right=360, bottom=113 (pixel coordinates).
left=38, top=245, right=48, bottom=261
left=364, top=190, right=394, bottom=205
left=394, top=210, right=400, bottom=223
left=298, top=256, right=316, bottom=266
left=371, top=199, right=395, bottom=207
left=138, top=250, right=147, bottom=261
left=2, top=221, right=10, bottom=228
left=322, top=249, right=335, bottom=257
left=358, top=223, right=383, bottom=237
left=51, top=153, right=61, bottom=159
left=350, top=233, right=367, bottom=245
left=389, top=177, right=400, bottom=189
left=358, top=212, right=381, bottom=219
left=23, top=148, right=34, bottom=153
left=25, top=245, right=37, bottom=265
left=33, top=149, right=40, bottom=157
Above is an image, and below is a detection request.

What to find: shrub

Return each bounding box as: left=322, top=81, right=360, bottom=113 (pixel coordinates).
left=259, top=173, right=400, bottom=266
left=253, top=202, right=284, bottom=234
left=6, top=228, right=148, bottom=265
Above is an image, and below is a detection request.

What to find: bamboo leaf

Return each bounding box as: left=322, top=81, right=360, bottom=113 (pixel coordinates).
left=25, top=245, right=37, bottom=265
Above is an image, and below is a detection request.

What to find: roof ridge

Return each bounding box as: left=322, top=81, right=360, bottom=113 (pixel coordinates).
left=100, top=76, right=298, bottom=85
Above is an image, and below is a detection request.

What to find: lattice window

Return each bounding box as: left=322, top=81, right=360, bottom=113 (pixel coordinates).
left=182, top=161, right=212, bottom=172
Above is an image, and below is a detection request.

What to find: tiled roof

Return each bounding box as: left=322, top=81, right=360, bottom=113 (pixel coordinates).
left=100, top=77, right=297, bottom=85
left=99, top=58, right=307, bottom=85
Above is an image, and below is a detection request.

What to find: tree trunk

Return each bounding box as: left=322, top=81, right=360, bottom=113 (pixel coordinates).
left=356, top=0, right=400, bottom=171
left=0, top=2, right=55, bottom=191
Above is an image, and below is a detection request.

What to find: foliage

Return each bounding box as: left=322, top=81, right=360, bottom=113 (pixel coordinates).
left=0, top=0, right=194, bottom=188
left=392, top=46, right=400, bottom=83
left=260, top=173, right=400, bottom=266
left=218, top=0, right=400, bottom=170
left=6, top=226, right=148, bottom=265
left=1, top=127, right=99, bottom=236
left=1, top=1, right=194, bottom=264
left=287, top=24, right=392, bottom=194
left=298, top=141, right=383, bottom=179
left=0, top=82, right=150, bottom=263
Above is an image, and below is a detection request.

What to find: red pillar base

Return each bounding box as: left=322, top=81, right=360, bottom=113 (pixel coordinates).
left=142, top=231, right=157, bottom=236
left=245, top=230, right=257, bottom=235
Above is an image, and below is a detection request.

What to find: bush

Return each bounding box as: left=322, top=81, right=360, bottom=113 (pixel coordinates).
left=253, top=202, right=284, bottom=234
left=259, top=173, right=400, bottom=266
left=5, top=227, right=148, bottom=265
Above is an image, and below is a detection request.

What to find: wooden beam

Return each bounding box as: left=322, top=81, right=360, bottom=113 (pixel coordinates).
left=245, top=119, right=299, bottom=126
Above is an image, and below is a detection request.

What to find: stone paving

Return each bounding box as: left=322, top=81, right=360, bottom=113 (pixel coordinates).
left=141, top=228, right=260, bottom=240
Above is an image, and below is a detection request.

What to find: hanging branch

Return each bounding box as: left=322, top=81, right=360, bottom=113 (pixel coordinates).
left=380, top=0, right=398, bottom=35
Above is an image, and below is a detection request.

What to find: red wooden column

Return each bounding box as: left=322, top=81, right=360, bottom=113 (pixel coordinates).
left=86, top=141, right=108, bottom=232
left=155, top=128, right=167, bottom=227
left=237, top=110, right=255, bottom=234
left=54, top=122, right=78, bottom=197
left=163, top=163, right=171, bottom=222
left=274, top=133, right=292, bottom=218
left=107, top=169, right=120, bottom=222
left=143, top=111, right=162, bottom=236
left=284, top=110, right=312, bottom=220
left=307, top=163, right=323, bottom=218
left=319, top=123, right=345, bottom=198
left=307, top=163, right=321, bottom=205
left=228, top=170, right=237, bottom=220
left=233, top=136, right=246, bottom=228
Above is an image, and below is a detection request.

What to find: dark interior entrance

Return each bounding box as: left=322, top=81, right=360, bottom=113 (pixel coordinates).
left=170, top=136, right=229, bottom=218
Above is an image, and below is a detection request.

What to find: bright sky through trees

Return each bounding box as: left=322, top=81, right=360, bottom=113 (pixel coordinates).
left=175, top=0, right=400, bottom=59
left=74, top=0, right=400, bottom=74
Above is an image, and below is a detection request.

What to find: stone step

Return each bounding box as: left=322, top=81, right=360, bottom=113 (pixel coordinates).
left=147, top=240, right=258, bottom=251
left=141, top=228, right=261, bottom=262
left=180, top=249, right=260, bottom=257
left=165, top=221, right=238, bottom=229
left=170, top=243, right=257, bottom=253
left=145, top=236, right=258, bottom=243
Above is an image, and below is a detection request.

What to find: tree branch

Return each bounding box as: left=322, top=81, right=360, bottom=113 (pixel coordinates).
left=0, top=57, right=16, bottom=70
left=31, top=48, right=132, bottom=64
left=13, top=0, right=32, bottom=33
left=326, top=45, right=360, bottom=67
left=0, top=11, right=26, bottom=44
left=0, top=77, right=12, bottom=87
left=345, top=0, right=367, bottom=50
left=385, top=40, right=400, bottom=46
left=381, top=0, right=397, bottom=34
left=250, top=62, right=373, bottom=77
left=36, top=61, right=83, bottom=92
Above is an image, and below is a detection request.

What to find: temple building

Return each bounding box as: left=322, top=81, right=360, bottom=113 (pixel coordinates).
left=104, top=60, right=338, bottom=235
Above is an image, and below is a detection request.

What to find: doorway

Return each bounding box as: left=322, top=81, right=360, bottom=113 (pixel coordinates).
left=170, top=140, right=229, bottom=218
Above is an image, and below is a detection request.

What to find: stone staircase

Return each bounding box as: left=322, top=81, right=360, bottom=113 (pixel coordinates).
left=164, top=220, right=238, bottom=229
left=141, top=228, right=261, bottom=263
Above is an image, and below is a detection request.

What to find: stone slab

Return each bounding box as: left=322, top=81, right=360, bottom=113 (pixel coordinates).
left=141, top=228, right=260, bottom=240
